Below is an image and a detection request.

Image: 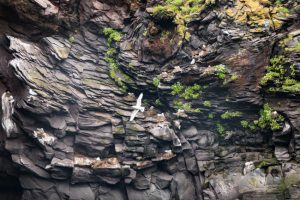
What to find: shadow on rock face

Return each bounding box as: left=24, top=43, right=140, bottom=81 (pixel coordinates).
left=0, top=175, right=22, bottom=200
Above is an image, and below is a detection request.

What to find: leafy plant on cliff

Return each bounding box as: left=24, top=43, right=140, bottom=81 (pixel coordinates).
left=214, top=64, right=227, bottom=79
left=260, top=55, right=300, bottom=93
left=171, top=82, right=184, bottom=95
left=221, top=111, right=242, bottom=119
left=173, top=100, right=200, bottom=113
left=180, top=84, right=202, bottom=100
left=256, top=103, right=284, bottom=131
left=103, top=28, right=122, bottom=44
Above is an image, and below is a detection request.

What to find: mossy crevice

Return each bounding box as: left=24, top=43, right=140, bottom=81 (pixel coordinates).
left=103, top=28, right=132, bottom=92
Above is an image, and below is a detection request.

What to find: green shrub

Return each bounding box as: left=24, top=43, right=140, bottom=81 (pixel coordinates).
left=257, top=103, right=284, bottom=131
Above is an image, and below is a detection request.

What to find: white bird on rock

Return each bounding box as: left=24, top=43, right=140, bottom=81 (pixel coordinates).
left=130, top=93, right=145, bottom=121
left=190, top=58, right=195, bottom=65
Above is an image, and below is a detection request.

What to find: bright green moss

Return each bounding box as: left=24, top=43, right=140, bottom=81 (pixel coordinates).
left=103, top=28, right=128, bottom=92
left=173, top=100, right=200, bottom=112
left=103, top=28, right=122, bottom=44
left=240, top=120, right=249, bottom=128
left=203, top=100, right=211, bottom=107
left=260, top=71, right=281, bottom=86
left=208, top=113, right=214, bottom=119
left=286, top=43, right=300, bottom=53
left=180, top=84, right=202, bottom=100
left=153, top=76, right=160, bottom=87
left=216, top=122, right=226, bottom=136
left=213, top=64, right=227, bottom=79
left=241, top=120, right=257, bottom=131
left=221, top=111, right=242, bottom=119
left=260, top=55, right=300, bottom=94
left=171, top=82, right=184, bottom=95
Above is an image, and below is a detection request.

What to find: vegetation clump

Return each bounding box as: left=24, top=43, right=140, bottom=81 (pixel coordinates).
left=216, top=122, right=226, bottom=136
left=260, top=55, right=300, bottom=93
left=256, top=103, right=284, bottom=131
left=151, top=0, right=214, bottom=40
left=153, top=76, right=160, bottom=87
left=203, top=100, right=211, bottom=107
left=173, top=100, right=200, bottom=113
left=171, top=82, right=184, bottom=95
left=103, top=28, right=122, bottom=44
left=214, top=64, right=227, bottom=79
left=213, top=64, right=238, bottom=85
left=240, top=104, right=284, bottom=132
left=221, top=111, right=242, bottom=119
left=170, top=82, right=203, bottom=112
left=180, top=84, right=203, bottom=100
left=103, top=28, right=130, bottom=92
left=171, top=82, right=202, bottom=100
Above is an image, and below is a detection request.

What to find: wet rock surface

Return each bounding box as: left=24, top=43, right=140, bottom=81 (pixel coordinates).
left=0, top=0, right=299, bottom=199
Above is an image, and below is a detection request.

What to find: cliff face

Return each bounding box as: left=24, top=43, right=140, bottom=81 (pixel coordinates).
left=0, top=0, right=300, bottom=199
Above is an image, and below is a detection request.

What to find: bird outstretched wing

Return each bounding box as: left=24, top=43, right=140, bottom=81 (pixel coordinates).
left=130, top=109, right=139, bottom=121
left=136, top=93, right=143, bottom=107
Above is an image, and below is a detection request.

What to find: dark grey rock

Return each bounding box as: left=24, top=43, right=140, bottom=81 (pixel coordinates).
left=69, top=185, right=95, bottom=200
left=151, top=171, right=173, bottom=189
left=170, top=172, right=196, bottom=200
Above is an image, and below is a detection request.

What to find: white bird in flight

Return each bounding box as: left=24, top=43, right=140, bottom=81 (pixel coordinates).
left=130, top=93, right=145, bottom=121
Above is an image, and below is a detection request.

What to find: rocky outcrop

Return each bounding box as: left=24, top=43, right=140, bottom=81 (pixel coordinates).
left=0, top=0, right=300, bottom=199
